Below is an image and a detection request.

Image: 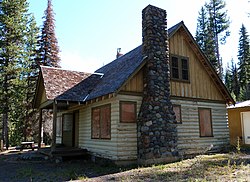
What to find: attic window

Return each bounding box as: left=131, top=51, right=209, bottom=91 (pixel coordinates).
left=170, top=55, right=189, bottom=82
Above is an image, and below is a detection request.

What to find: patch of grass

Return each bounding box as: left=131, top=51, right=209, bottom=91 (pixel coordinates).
left=99, top=153, right=250, bottom=182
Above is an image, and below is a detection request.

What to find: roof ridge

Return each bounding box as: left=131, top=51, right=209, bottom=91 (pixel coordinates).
left=40, top=65, right=92, bottom=74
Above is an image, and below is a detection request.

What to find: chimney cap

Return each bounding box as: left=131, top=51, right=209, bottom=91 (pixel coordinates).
left=116, top=48, right=123, bottom=59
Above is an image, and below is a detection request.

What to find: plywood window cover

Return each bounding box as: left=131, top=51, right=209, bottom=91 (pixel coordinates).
left=173, top=105, right=182, bottom=124
left=170, top=54, right=190, bottom=82
left=198, top=108, right=213, bottom=137
left=91, top=104, right=111, bottom=140
left=120, top=101, right=137, bottom=123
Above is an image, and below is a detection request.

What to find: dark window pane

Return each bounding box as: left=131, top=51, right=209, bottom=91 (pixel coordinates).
left=181, top=59, right=189, bottom=80
left=172, top=56, right=179, bottom=79
left=181, top=59, right=188, bottom=69
left=172, top=68, right=179, bottom=79
left=182, top=70, right=188, bottom=80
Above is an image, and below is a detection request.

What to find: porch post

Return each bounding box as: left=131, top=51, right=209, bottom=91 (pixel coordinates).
left=38, top=109, right=42, bottom=149
left=51, top=100, right=57, bottom=152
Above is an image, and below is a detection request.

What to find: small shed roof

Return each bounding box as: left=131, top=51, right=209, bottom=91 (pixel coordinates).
left=228, top=100, right=250, bottom=109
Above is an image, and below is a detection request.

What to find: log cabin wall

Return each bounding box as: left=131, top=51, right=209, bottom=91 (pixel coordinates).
left=172, top=99, right=229, bottom=155
left=74, top=95, right=141, bottom=163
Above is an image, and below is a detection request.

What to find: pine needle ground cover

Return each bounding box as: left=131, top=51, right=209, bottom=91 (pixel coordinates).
left=0, top=151, right=250, bottom=181
left=89, top=153, right=250, bottom=182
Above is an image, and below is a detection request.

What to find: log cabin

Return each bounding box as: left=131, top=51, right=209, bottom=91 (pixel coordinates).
left=34, top=5, right=234, bottom=165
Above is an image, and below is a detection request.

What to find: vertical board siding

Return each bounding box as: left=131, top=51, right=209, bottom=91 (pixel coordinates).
left=121, top=30, right=225, bottom=101
left=169, top=30, right=224, bottom=101
left=173, top=99, right=229, bottom=156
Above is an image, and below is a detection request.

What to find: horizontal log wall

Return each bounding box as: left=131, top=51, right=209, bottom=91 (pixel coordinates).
left=173, top=99, right=229, bottom=155
left=77, top=95, right=142, bottom=161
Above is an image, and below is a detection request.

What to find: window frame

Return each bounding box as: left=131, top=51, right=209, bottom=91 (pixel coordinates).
left=91, top=104, right=111, bottom=140
left=173, top=105, right=182, bottom=124
left=120, top=101, right=137, bottom=123
left=170, top=54, right=190, bottom=82
left=198, top=108, right=213, bottom=137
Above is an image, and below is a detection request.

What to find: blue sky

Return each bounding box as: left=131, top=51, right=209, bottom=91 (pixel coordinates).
left=28, top=0, right=250, bottom=73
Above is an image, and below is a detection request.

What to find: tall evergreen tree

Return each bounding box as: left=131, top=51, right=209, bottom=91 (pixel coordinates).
left=205, top=0, right=230, bottom=78
left=196, top=6, right=208, bottom=51
left=238, top=24, right=250, bottom=91
left=0, top=0, right=30, bottom=148
left=37, top=0, right=60, bottom=67
left=196, top=0, right=230, bottom=78
left=22, top=15, right=39, bottom=141
left=224, top=59, right=240, bottom=100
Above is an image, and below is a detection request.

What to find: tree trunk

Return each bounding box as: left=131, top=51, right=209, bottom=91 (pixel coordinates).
left=3, top=113, right=9, bottom=150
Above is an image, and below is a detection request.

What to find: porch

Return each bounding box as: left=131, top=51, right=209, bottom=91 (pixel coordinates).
left=39, top=146, right=89, bottom=158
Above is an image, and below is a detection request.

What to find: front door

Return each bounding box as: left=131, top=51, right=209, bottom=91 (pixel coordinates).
left=62, top=114, right=73, bottom=147
left=242, top=112, right=250, bottom=144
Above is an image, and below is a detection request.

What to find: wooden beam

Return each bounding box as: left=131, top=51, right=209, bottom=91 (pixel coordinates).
left=38, top=109, right=42, bottom=149
left=51, top=100, right=57, bottom=152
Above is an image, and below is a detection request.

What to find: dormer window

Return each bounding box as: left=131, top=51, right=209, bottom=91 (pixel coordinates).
left=170, top=55, right=189, bottom=82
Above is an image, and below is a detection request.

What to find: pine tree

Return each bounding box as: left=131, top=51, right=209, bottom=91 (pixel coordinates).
left=37, top=0, right=60, bottom=67
left=196, top=0, right=230, bottom=78
left=224, top=59, right=240, bottom=100
left=238, top=24, right=250, bottom=92
left=224, top=62, right=232, bottom=92
left=196, top=6, right=208, bottom=51
left=0, top=0, right=30, bottom=148
left=22, top=15, right=39, bottom=141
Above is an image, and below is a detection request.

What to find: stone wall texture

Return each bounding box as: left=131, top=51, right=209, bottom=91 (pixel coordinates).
left=137, top=5, right=178, bottom=164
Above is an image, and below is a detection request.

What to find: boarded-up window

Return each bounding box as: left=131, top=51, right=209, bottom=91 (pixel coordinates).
left=92, top=108, right=100, bottom=139
left=173, top=105, right=181, bottom=124
left=100, top=105, right=111, bottom=139
left=120, top=101, right=137, bottom=123
left=199, top=108, right=213, bottom=137
left=91, top=104, right=111, bottom=139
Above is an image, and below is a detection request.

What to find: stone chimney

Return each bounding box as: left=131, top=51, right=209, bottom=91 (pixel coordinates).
left=137, top=5, right=178, bottom=165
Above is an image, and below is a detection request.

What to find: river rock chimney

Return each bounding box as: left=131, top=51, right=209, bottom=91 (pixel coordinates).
left=137, top=5, right=178, bottom=165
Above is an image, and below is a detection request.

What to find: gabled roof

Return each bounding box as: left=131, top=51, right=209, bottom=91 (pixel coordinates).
left=54, top=24, right=180, bottom=103
left=53, top=21, right=233, bottom=105
left=39, top=66, right=91, bottom=100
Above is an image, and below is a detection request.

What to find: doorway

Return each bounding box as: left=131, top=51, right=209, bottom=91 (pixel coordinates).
left=241, top=112, right=250, bottom=144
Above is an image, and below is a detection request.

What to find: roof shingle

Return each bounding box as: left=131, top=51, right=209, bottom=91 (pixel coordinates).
left=41, top=66, right=91, bottom=100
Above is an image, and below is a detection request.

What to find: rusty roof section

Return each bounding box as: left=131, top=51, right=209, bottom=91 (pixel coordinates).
left=41, top=66, right=91, bottom=100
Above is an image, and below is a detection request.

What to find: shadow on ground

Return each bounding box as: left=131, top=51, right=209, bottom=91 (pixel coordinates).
left=0, top=149, right=127, bottom=182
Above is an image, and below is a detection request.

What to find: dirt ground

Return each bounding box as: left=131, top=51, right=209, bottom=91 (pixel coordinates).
left=0, top=149, right=121, bottom=182
left=1, top=148, right=250, bottom=182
